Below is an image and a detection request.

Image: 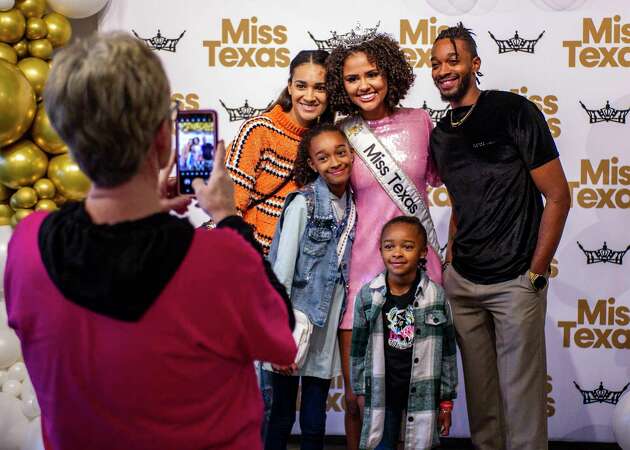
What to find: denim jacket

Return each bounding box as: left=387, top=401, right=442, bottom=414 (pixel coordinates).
left=268, top=176, right=355, bottom=327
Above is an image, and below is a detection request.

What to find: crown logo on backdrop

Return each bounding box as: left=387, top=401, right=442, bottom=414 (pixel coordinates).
left=132, top=29, right=186, bottom=52
left=579, top=101, right=630, bottom=124
left=577, top=241, right=629, bottom=265
left=422, top=101, right=451, bottom=125
left=219, top=99, right=272, bottom=122
left=574, top=381, right=630, bottom=405
left=488, top=30, right=545, bottom=54
left=308, top=22, right=380, bottom=51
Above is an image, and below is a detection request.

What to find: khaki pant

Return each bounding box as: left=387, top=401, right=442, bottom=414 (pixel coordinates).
left=443, top=266, right=548, bottom=450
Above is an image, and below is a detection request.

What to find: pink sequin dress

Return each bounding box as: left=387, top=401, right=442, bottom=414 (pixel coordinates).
left=340, top=108, right=442, bottom=329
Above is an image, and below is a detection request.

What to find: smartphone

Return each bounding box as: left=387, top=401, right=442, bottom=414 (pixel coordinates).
left=175, top=109, right=219, bottom=195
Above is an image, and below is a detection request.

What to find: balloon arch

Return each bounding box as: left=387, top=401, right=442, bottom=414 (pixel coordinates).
left=0, top=1, right=108, bottom=449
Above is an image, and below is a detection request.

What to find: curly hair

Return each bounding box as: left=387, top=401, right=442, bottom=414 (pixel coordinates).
left=294, top=123, right=348, bottom=187
left=326, top=34, right=415, bottom=116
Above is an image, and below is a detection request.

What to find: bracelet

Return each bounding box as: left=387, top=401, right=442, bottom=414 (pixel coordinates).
left=439, top=400, right=453, bottom=410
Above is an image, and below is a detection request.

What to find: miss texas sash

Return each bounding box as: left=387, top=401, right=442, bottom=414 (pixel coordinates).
left=342, top=116, right=442, bottom=261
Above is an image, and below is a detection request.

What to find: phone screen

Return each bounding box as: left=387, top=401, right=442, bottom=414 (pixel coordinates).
left=176, top=110, right=218, bottom=195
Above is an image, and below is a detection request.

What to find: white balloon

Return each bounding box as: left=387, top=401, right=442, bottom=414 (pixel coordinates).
left=0, top=329, right=21, bottom=369
left=20, top=416, right=44, bottom=450
left=0, top=393, right=28, bottom=450
left=47, top=0, right=110, bottom=18
left=0, top=226, right=12, bottom=299
left=426, top=0, right=499, bottom=15
left=20, top=392, right=40, bottom=419
left=0, top=301, right=8, bottom=327
left=0, top=0, right=15, bottom=12
left=2, top=379, right=22, bottom=397
left=8, top=362, right=26, bottom=382
left=531, top=0, right=588, bottom=10
left=614, top=393, right=630, bottom=450
left=20, top=373, right=33, bottom=396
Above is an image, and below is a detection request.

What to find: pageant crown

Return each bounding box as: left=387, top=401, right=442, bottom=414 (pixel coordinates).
left=577, top=241, right=630, bottom=265
left=132, top=29, right=186, bottom=52
left=574, top=381, right=630, bottom=405
left=422, top=101, right=451, bottom=125
left=579, top=101, right=630, bottom=124
left=219, top=99, right=272, bottom=122
left=488, top=30, right=545, bottom=54
left=308, top=22, right=380, bottom=51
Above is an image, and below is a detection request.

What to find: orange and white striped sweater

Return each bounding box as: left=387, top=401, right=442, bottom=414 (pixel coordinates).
left=226, top=105, right=307, bottom=254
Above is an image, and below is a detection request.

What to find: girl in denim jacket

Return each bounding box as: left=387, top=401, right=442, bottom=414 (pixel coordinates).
left=264, top=124, right=356, bottom=450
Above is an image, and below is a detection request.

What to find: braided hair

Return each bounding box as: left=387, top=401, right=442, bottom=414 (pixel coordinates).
left=434, top=22, right=483, bottom=83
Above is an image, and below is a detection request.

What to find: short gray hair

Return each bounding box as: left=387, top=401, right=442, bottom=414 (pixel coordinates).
left=44, top=32, right=171, bottom=187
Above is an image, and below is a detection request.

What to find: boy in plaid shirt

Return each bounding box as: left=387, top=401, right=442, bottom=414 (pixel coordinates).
left=351, top=216, right=457, bottom=449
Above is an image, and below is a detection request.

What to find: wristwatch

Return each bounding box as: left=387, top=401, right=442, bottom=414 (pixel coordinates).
left=528, top=271, right=548, bottom=291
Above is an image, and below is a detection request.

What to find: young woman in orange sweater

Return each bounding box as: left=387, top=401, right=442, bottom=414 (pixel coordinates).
left=226, top=50, right=333, bottom=255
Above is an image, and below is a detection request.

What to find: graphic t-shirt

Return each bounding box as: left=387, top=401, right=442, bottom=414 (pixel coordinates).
left=430, top=90, right=559, bottom=284
left=382, top=272, right=421, bottom=409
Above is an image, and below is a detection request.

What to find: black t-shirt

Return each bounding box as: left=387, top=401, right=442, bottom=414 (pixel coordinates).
left=382, top=272, right=421, bottom=409
left=430, top=90, right=559, bottom=284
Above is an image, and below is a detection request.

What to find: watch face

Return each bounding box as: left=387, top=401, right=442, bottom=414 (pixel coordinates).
left=534, top=276, right=548, bottom=290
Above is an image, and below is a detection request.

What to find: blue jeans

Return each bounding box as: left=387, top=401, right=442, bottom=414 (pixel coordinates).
left=375, top=406, right=404, bottom=450
left=259, top=364, right=274, bottom=441
left=264, top=373, right=331, bottom=450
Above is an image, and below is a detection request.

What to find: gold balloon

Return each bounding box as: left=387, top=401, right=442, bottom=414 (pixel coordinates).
left=35, top=198, right=57, bottom=211
left=33, top=177, right=55, bottom=199
left=52, top=193, right=66, bottom=206
left=28, top=38, right=51, bottom=59
left=15, top=0, right=46, bottom=19
left=0, top=183, right=13, bottom=201
left=0, top=59, right=36, bottom=147
left=31, top=102, right=69, bottom=154
left=11, top=207, right=33, bottom=225
left=25, top=17, right=46, bottom=39
left=0, top=139, right=48, bottom=188
left=13, top=38, right=27, bottom=58
left=17, top=56, right=47, bottom=97
left=0, top=204, right=13, bottom=220
left=43, top=13, right=71, bottom=48
left=0, top=203, right=12, bottom=225
left=0, top=42, right=17, bottom=64
left=0, top=9, right=25, bottom=44
left=47, top=153, right=90, bottom=201
left=10, top=186, right=37, bottom=209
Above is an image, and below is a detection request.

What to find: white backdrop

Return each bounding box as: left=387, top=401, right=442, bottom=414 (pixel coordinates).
left=99, top=0, right=630, bottom=442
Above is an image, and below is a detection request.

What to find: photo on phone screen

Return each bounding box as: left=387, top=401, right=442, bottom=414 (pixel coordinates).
left=176, top=110, right=218, bottom=195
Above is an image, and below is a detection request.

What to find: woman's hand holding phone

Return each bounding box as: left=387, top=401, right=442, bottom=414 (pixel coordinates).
left=192, top=140, right=237, bottom=222
left=158, top=149, right=192, bottom=214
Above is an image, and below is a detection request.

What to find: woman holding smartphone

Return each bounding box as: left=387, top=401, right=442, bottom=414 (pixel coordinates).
left=225, top=49, right=332, bottom=255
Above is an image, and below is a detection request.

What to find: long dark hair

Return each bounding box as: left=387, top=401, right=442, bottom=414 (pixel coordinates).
left=267, top=50, right=334, bottom=123
left=294, top=123, right=348, bottom=186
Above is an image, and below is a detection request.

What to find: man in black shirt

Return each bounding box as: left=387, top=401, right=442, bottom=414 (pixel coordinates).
left=429, top=23, right=570, bottom=450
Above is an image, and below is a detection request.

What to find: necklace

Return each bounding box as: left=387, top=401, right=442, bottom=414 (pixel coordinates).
left=450, top=92, right=482, bottom=128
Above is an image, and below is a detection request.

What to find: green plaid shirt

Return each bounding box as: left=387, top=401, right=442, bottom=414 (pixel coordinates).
left=351, top=272, right=458, bottom=449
